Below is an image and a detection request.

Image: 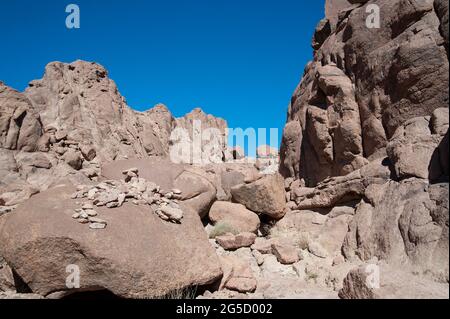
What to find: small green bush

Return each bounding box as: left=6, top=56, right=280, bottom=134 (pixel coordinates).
left=209, top=221, right=239, bottom=239
left=306, top=270, right=319, bottom=283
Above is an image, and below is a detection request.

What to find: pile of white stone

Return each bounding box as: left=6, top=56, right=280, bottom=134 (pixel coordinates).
left=70, top=168, right=184, bottom=227
left=72, top=203, right=107, bottom=229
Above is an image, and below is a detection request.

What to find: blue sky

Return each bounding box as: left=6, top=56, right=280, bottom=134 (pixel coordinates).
left=0, top=0, right=325, bottom=153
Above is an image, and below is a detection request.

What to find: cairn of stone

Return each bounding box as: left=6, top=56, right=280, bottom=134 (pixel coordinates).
left=70, top=168, right=184, bottom=227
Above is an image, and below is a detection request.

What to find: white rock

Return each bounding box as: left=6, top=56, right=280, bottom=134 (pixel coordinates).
left=87, top=189, right=97, bottom=200
left=80, top=212, right=89, bottom=219
left=308, top=241, right=328, bottom=258
left=160, top=206, right=183, bottom=223
left=85, top=209, right=98, bottom=217
left=89, top=222, right=106, bottom=229
left=82, top=203, right=94, bottom=210
left=117, top=193, right=126, bottom=207
left=88, top=217, right=107, bottom=225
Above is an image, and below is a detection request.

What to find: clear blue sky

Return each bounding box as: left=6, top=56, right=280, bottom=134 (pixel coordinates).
left=0, top=0, right=325, bottom=152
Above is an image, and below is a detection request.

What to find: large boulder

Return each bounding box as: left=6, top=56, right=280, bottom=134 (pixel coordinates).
left=209, top=201, right=260, bottom=234
left=0, top=181, right=222, bottom=298
left=231, top=174, right=286, bottom=219
left=387, top=115, right=446, bottom=181
left=101, top=158, right=217, bottom=218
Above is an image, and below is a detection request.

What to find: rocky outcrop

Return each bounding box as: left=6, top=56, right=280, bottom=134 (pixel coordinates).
left=292, top=158, right=391, bottom=210
left=1, top=0, right=449, bottom=300
left=24, top=61, right=175, bottom=162
left=387, top=112, right=448, bottom=181
left=339, top=263, right=449, bottom=299
left=280, top=0, right=449, bottom=186
left=0, top=181, right=222, bottom=298
left=278, top=0, right=449, bottom=299
left=342, top=179, right=449, bottom=282
left=0, top=257, right=15, bottom=293
left=0, top=61, right=231, bottom=212
left=171, top=108, right=228, bottom=164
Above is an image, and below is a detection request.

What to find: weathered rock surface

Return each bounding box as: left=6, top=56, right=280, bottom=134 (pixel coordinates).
left=1, top=0, right=449, bottom=300
left=271, top=243, right=299, bottom=265
left=101, top=158, right=217, bottom=218
left=216, top=232, right=257, bottom=250
left=209, top=201, right=260, bottom=233
left=280, top=0, right=449, bottom=186
left=23, top=61, right=176, bottom=162
left=219, top=255, right=257, bottom=293
left=0, top=182, right=222, bottom=298
left=387, top=115, right=447, bottom=181
left=339, top=263, right=449, bottom=299
left=292, top=158, right=391, bottom=210
left=231, top=173, right=286, bottom=219
left=171, top=108, right=228, bottom=164
left=343, top=179, right=449, bottom=282
left=0, top=292, right=45, bottom=299
left=0, top=257, right=15, bottom=292
left=271, top=210, right=352, bottom=259
left=0, top=61, right=231, bottom=212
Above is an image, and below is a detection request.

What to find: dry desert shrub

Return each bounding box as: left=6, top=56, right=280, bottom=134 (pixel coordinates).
left=208, top=221, right=239, bottom=239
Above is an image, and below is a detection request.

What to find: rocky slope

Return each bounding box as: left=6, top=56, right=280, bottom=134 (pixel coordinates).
left=0, top=61, right=230, bottom=212
left=0, top=0, right=449, bottom=299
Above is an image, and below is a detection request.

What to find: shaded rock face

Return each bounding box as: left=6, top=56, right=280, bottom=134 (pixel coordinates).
left=0, top=83, right=42, bottom=152
left=387, top=113, right=448, bottom=181
left=339, top=263, right=449, bottom=299
left=280, top=0, right=449, bottom=186
left=343, top=179, right=449, bottom=282
left=0, top=182, right=222, bottom=298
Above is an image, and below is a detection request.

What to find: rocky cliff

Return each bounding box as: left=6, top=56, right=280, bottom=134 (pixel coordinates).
left=280, top=0, right=448, bottom=185
left=279, top=0, right=449, bottom=291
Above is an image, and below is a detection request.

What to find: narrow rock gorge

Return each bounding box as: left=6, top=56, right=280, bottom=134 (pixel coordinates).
left=1, top=0, right=448, bottom=299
